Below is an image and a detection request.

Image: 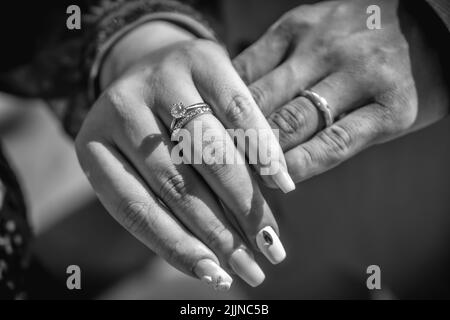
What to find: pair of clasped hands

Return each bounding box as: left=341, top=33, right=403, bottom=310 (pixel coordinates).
left=75, top=1, right=448, bottom=290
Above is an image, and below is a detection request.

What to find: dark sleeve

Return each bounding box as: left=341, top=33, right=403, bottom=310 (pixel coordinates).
left=0, top=0, right=220, bottom=138
left=426, top=0, right=450, bottom=31
left=421, top=0, right=450, bottom=86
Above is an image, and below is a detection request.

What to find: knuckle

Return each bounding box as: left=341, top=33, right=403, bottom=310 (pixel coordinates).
left=158, top=170, right=191, bottom=204
left=224, top=94, right=254, bottom=125
left=273, top=13, right=306, bottom=43
left=387, top=100, right=417, bottom=133
left=279, top=10, right=297, bottom=26
left=317, top=124, right=353, bottom=164
left=270, top=106, right=305, bottom=137
left=101, top=84, right=136, bottom=121
left=151, top=61, right=171, bottom=81
left=284, top=99, right=310, bottom=131
left=278, top=7, right=310, bottom=30
left=268, top=98, right=314, bottom=147
left=203, top=159, right=229, bottom=178
left=376, top=84, right=418, bottom=134
left=374, top=66, right=397, bottom=90
left=249, top=85, right=267, bottom=110
left=273, top=15, right=296, bottom=39
left=269, top=111, right=296, bottom=138
left=103, top=84, right=128, bottom=108
left=116, top=199, right=152, bottom=235
left=187, top=39, right=225, bottom=59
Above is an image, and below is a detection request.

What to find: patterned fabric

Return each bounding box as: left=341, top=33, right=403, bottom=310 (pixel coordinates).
left=0, top=146, right=31, bottom=300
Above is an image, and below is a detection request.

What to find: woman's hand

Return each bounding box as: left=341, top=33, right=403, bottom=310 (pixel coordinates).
left=75, top=22, right=292, bottom=289
left=234, top=0, right=449, bottom=182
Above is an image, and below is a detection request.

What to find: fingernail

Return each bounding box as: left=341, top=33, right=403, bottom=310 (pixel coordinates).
left=273, top=167, right=296, bottom=193
left=229, top=249, right=265, bottom=287
left=194, top=259, right=233, bottom=291
left=256, top=226, right=286, bottom=264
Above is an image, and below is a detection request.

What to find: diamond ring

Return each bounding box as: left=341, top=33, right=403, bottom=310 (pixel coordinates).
left=169, top=102, right=213, bottom=136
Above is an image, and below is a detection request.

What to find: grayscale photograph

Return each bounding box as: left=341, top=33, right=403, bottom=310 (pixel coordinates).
left=0, top=0, right=449, bottom=306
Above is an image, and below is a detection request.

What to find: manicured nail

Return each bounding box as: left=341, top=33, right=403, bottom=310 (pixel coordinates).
left=229, top=249, right=265, bottom=287
left=256, top=226, right=286, bottom=264
left=273, top=167, right=296, bottom=193
left=194, top=259, right=233, bottom=291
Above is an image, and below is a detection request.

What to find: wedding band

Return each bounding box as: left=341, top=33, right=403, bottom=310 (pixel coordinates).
left=300, top=90, right=334, bottom=127
left=170, top=102, right=213, bottom=136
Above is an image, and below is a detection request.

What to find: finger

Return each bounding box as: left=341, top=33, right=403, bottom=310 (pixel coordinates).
left=268, top=72, right=372, bottom=151
left=232, top=22, right=293, bottom=84
left=194, top=47, right=296, bottom=193
left=75, top=138, right=234, bottom=290
left=249, top=57, right=326, bottom=115
left=154, top=79, right=287, bottom=268
left=186, top=114, right=283, bottom=251
left=109, top=95, right=267, bottom=287
left=284, top=104, right=389, bottom=182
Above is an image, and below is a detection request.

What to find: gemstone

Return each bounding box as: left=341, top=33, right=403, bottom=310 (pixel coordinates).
left=170, top=103, right=186, bottom=118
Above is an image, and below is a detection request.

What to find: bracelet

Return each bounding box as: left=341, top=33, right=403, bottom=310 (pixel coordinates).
left=86, top=2, right=218, bottom=103
left=62, top=0, right=219, bottom=138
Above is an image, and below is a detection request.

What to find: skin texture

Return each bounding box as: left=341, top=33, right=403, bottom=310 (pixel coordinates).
left=75, top=22, right=290, bottom=287
left=75, top=1, right=449, bottom=289
left=233, top=0, right=449, bottom=183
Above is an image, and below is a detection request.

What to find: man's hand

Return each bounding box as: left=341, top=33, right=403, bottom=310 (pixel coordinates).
left=234, top=0, right=449, bottom=182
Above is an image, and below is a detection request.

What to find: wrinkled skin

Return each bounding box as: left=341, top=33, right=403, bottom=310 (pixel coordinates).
left=234, top=0, right=449, bottom=182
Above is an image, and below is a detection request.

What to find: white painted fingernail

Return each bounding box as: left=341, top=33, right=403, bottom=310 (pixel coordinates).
left=229, top=249, right=265, bottom=287
left=194, top=259, right=233, bottom=291
left=256, top=226, right=286, bottom=264
left=273, top=168, right=296, bottom=193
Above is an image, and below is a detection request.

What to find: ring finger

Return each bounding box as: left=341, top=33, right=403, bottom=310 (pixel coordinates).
left=154, top=79, right=287, bottom=267
left=267, top=71, right=372, bottom=151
